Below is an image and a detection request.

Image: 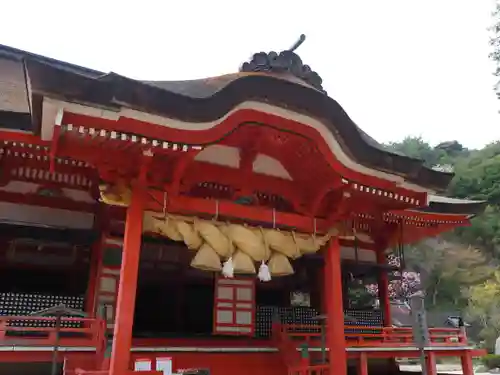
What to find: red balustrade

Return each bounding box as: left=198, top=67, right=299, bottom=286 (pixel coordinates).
left=65, top=371, right=162, bottom=375
left=281, top=323, right=467, bottom=347
left=272, top=322, right=303, bottom=367
left=288, top=364, right=329, bottom=375
left=0, top=316, right=106, bottom=353
left=65, top=371, right=161, bottom=375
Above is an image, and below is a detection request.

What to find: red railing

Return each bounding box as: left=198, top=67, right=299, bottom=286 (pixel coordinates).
left=65, top=371, right=162, bottom=375
left=272, top=322, right=303, bottom=366
left=0, top=316, right=106, bottom=353
left=281, top=323, right=467, bottom=347
left=288, top=364, right=329, bottom=375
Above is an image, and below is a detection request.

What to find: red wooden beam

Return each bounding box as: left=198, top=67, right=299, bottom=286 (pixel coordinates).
left=238, top=128, right=263, bottom=196
left=310, top=178, right=344, bottom=215
left=0, top=172, right=94, bottom=193
left=145, top=190, right=327, bottom=233
left=4, top=157, right=95, bottom=177
left=181, top=161, right=304, bottom=205
left=390, top=209, right=470, bottom=223
left=0, top=131, right=49, bottom=146
left=59, top=110, right=407, bottom=192
left=169, top=151, right=203, bottom=196
left=57, top=133, right=308, bottom=208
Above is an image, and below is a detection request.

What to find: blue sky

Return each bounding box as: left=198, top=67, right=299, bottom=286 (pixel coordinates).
left=1, top=0, right=498, bottom=149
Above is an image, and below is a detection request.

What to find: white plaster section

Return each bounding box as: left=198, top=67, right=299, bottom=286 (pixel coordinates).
left=354, top=232, right=374, bottom=244
left=253, top=154, right=292, bottom=180
left=41, top=98, right=434, bottom=194
left=428, top=194, right=484, bottom=205
left=188, top=146, right=293, bottom=180
left=195, top=145, right=240, bottom=168
left=40, top=99, right=61, bottom=141
left=340, top=246, right=377, bottom=263
left=0, top=202, right=94, bottom=229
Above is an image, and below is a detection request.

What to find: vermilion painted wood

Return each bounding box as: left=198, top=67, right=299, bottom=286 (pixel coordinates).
left=145, top=191, right=329, bottom=233
left=0, top=124, right=467, bottom=245
left=2, top=156, right=97, bottom=179
left=108, top=180, right=146, bottom=375
left=358, top=353, right=368, bottom=375
left=376, top=251, right=391, bottom=326
left=0, top=116, right=481, bottom=375
left=0, top=180, right=469, bottom=240
left=426, top=352, right=438, bottom=375
left=324, top=238, right=347, bottom=375
left=0, top=316, right=105, bottom=351
left=85, top=207, right=107, bottom=316
left=212, top=277, right=256, bottom=337
left=281, top=323, right=467, bottom=346
left=179, top=161, right=305, bottom=207
left=0, top=317, right=471, bottom=351
left=0, top=131, right=49, bottom=146
left=130, top=352, right=287, bottom=375
left=59, top=109, right=424, bottom=195
left=461, top=352, right=474, bottom=375
left=288, top=364, right=329, bottom=375
left=0, top=186, right=469, bottom=247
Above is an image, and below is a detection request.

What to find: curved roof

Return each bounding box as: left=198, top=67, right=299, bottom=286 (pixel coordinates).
left=418, top=195, right=487, bottom=216
left=1, top=44, right=452, bottom=192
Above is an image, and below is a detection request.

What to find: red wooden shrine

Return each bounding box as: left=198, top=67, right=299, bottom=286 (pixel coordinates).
left=0, top=42, right=487, bottom=375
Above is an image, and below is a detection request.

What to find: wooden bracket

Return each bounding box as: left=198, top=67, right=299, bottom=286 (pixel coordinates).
left=169, top=149, right=204, bottom=196
left=310, top=178, right=344, bottom=216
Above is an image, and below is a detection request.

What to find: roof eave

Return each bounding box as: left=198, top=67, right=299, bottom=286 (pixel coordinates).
left=16, top=53, right=453, bottom=192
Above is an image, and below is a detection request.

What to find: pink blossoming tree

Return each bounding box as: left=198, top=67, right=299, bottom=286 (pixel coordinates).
left=366, top=254, right=422, bottom=302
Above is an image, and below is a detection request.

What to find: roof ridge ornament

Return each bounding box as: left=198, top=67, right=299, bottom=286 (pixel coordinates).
left=288, top=34, right=307, bottom=52
left=240, top=34, right=326, bottom=94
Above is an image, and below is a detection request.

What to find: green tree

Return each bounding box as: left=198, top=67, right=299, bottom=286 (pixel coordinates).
left=403, top=241, right=491, bottom=309
left=387, top=138, right=500, bottom=259
left=386, top=136, right=444, bottom=167
left=467, top=271, right=500, bottom=349
left=490, top=0, right=500, bottom=98
left=450, top=142, right=500, bottom=202
left=385, top=136, right=499, bottom=316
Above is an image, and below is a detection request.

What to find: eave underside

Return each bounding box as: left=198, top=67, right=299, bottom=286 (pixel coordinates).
left=0, top=131, right=483, bottom=251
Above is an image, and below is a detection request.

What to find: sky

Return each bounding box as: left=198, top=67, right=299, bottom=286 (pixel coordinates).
left=0, top=0, right=498, bottom=149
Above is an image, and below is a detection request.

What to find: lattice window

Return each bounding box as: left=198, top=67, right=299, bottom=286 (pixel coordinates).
left=213, top=277, right=255, bottom=336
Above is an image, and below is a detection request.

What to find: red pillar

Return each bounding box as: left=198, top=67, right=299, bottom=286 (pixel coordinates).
left=460, top=352, right=474, bottom=375
left=357, top=353, right=368, bottom=375
left=85, top=204, right=106, bottom=316
left=108, top=183, right=145, bottom=375
left=324, top=237, right=347, bottom=374
left=85, top=239, right=101, bottom=316
left=376, top=251, right=391, bottom=326
left=425, top=352, right=437, bottom=375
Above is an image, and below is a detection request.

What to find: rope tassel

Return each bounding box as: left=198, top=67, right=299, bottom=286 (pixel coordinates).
left=258, top=261, right=272, bottom=282
left=222, top=257, right=234, bottom=278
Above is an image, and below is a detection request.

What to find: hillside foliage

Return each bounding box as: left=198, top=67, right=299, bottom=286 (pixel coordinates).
left=384, top=137, right=500, bottom=347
